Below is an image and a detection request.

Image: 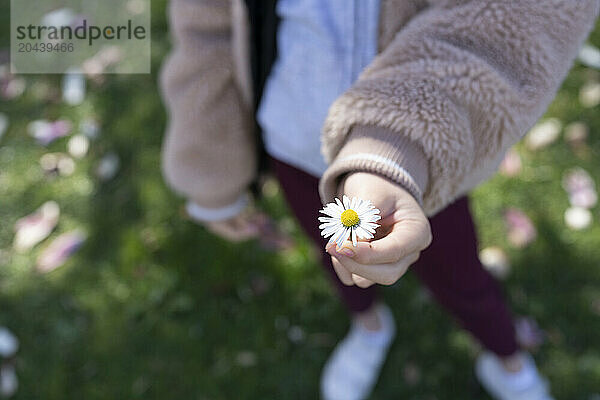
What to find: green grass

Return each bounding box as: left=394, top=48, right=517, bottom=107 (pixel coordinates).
left=1, top=4, right=599, bottom=399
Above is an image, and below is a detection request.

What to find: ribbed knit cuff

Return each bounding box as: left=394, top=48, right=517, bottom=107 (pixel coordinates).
left=319, top=125, right=429, bottom=206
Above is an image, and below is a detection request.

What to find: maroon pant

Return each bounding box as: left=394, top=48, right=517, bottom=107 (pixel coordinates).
left=271, top=157, right=519, bottom=357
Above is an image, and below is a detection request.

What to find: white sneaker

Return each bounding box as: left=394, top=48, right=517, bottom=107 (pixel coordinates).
left=320, top=304, right=396, bottom=400
left=476, top=351, right=554, bottom=400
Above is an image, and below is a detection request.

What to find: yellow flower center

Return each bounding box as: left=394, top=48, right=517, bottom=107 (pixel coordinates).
left=340, top=209, right=360, bottom=227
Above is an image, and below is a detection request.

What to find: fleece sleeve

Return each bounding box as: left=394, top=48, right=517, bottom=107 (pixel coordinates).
left=319, top=0, right=599, bottom=215
left=160, top=0, right=256, bottom=209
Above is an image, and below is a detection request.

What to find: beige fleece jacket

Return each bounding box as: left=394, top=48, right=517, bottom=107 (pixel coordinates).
left=160, top=0, right=599, bottom=216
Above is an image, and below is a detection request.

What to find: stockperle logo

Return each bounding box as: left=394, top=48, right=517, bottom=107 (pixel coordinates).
left=11, top=0, right=150, bottom=74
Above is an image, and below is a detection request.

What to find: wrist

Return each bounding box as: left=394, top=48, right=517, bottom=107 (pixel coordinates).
left=320, top=125, right=429, bottom=207
left=185, top=193, right=249, bottom=223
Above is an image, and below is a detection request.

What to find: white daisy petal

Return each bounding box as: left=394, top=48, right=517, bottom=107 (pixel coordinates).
left=326, top=220, right=343, bottom=229
left=359, top=209, right=375, bottom=219
left=340, top=228, right=352, bottom=247
left=319, top=209, right=338, bottom=218
left=321, top=229, right=335, bottom=238
left=319, top=218, right=340, bottom=226
left=333, top=227, right=346, bottom=248
left=355, top=201, right=369, bottom=214
left=351, top=228, right=357, bottom=246
left=355, top=225, right=374, bottom=239
left=363, top=225, right=377, bottom=234
left=343, top=195, right=350, bottom=210
left=319, top=222, right=340, bottom=232
left=323, top=220, right=342, bottom=229
left=337, top=228, right=351, bottom=248
left=322, top=224, right=342, bottom=237
left=350, top=196, right=357, bottom=211
left=319, top=221, right=339, bottom=229
left=331, top=226, right=344, bottom=242
left=323, top=203, right=344, bottom=217
left=335, top=198, right=344, bottom=210
left=329, top=202, right=345, bottom=215
left=361, top=215, right=381, bottom=223
left=359, top=209, right=375, bottom=216
left=318, top=216, right=336, bottom=223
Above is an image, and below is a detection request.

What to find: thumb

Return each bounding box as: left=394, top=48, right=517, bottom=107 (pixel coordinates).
left=336, top=217, right=431, bottom=265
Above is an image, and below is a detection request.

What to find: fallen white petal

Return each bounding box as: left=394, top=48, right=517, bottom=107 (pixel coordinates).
left=525, top=119, right=562, bottom=151
left=62, top=72, right=86, bottom=106
left=564, top=207, right=592, bottom=230
left=578, top=43, right=600, bottom=69
left=67, top=135, right=89, bottom=159
left=479, top=247, right=511, bottom=280
left=579, top=82, right=600, bottom=108
left=0, top=364, right=17, bottom=397
left=0, top=327, right=19, bottom=358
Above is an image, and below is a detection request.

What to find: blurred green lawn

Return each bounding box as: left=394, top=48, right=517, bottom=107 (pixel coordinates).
left=1, top=3, right=599, bottom=399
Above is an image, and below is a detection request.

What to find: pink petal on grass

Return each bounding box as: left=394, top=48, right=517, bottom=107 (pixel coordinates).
left=514, top=316, right=545, bottom=350
left=562, top=168, right=597, bottom=209
left=28, top=119, right=72, bottom=146
left=564, top=122, right=589, bottom=147
left=36, top=230, right=86, bottom=273
left=499, top=147, right=522, bottom=177
left=82, top=46, right=124, bottom=75
left=504, top=208, right=537, bottom=248
left=0, top=65, right=25, bottom=100
left=564, top=122, right=591, bottom=159
left=13, top=201, right=60, bottom=253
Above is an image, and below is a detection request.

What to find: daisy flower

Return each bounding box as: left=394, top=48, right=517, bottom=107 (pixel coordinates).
left=319, top=195, right=381, bottom=248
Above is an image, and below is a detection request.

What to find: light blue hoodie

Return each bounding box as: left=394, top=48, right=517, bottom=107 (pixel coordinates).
left=257, top=0, right=380, bottom=177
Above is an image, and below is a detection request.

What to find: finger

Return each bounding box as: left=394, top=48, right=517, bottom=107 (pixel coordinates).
left=247, top=211, right=270, bottom=230
left=207, top=218, right=257, bottom=242
left=352, top=274, right=375, bottom=288
left=335, top=252, right=420, bottom=286
left=331, top=255, right=355, bottom=286
left=207, top=224, right=248, bottom=242
left=339, top=219, right=430, bottom=265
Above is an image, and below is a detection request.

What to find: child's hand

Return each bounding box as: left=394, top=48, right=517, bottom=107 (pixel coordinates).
left=203, top=209, right=269, bottom=242
left=327, top=172, right=432, bottom=288
left=201, top=208, right=293, bottom=250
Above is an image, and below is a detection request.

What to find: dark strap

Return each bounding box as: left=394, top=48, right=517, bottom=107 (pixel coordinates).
left=243, top=0, right=280, bottom=193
